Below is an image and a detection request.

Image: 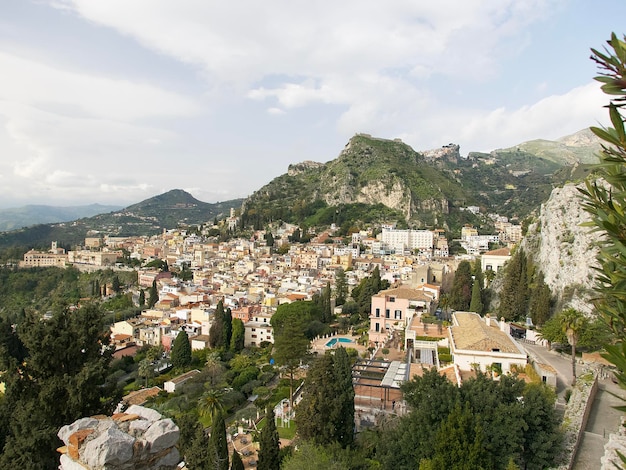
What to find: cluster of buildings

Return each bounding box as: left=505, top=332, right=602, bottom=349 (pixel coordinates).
left=20, top=218, right=529, bottom=383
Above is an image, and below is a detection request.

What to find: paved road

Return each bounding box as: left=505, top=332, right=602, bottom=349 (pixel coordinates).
left=521, top=341, right=625, bottom=469
left=573, top=377, right=625, bottom=470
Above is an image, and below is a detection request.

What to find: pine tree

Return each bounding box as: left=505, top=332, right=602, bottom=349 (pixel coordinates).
left=0, top=304, right=115, bottom=468
left=207, top=411, right=229, bottom=470
left=258, top=407, right=280, bottom=470
left=171, top=330, right=192, bottom=369
left=148, top=279, right=159, bottom=308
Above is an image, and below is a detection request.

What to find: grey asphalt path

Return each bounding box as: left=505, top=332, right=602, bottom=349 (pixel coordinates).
left=573, top=377, right=625, bottom=470
left=521, top=341, right=625, bottom=469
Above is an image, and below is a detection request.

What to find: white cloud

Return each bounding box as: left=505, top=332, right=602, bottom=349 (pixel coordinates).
left=458, top=83, right=607, bottom=151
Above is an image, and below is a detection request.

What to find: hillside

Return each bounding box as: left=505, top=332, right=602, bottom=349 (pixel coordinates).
left=242, top=131, right=599, bottom=233
left=0, top=203, right=122, bottom=232
left=0, top=190, right=243, bottom=251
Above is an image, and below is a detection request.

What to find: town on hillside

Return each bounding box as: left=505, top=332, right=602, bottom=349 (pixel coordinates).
left=16, top=210, right=615, bottom=469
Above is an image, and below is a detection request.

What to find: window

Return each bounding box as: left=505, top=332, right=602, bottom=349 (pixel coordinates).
left=251, top=334, right=257, bottom=338
left=389, top=296, right=395, bottom=302
left=385, top=309, right=390, bottom=318
left=252, top=328, right=256, bottom=332
left=375, top=308, right=380, bottom=317
left=375, top=323, right=380, bottom=332
left=395, top=310, right=402, bottom=319
left=263, top=318, right=267, bottom=323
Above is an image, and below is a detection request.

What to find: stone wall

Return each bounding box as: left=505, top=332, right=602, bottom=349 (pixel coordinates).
left=57, top=405, right=181, bottom=470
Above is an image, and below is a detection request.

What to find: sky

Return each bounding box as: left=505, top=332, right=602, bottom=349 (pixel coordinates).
left=0, top=0, right=624, bottom=209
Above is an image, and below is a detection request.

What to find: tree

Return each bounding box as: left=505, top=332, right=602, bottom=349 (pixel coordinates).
left=528, top=271, right=552, bottom=326
left=230, top=318, right=245, bottom=352
left=209, top=300, right=226, bottom=349
left=112, top=275, right=121, bottom=293
left=138, top=288, right=146, bottom=308
left=199, top=389, right=225, bottom=424
left=449, top=260, right=472, bottom=311
left=186, top=424, right=210, bottom=470
left=0, top=304, right=115, bottom=469
left=230, top=449, right=245, bottom=470
left=295, top=348, right=355, bottom=447
left=265, top=230, right=274, bottom=249
left=207, top=411, right=229, bottom=470
left=138, top=359, right=154, bottom=388
left=428, top=402, right=490, bottom=470
left=223, top=307, right=233, bottom=350
left=258, top=407, right=280, bottom=470
left=335, top=268, right=348, bottom=306
left=148, top=279, right=159, bottom=308
left=498, top=249, right=529, bottom=321
left=580, top=33, right=626, bottom=401
left=271, top=310, right=309, bottom=408
left=560, top=308, right=587, bottom=386
left=469, top=278, right=484, bottom=314
left=171, top=330, right=192, bottom=369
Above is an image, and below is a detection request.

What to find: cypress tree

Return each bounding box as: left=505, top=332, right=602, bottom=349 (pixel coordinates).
left=138, top=289, right=145, bottom=308
left=528, top=271, right=552, bottom=326
left=499, top=249, right=529, bottom=321
left=230, top=318, right=245, bottom=352
left=335, top=268, right=348, bottom=306
left=148, top=279, right=159, bottom=308
left=230, top=449, right=245, bottom=470
left=449, top=260, right=472, bottom=311
left=112, top=275, right=121, bottom=293
left=207, top=411, right=229, bottom=470
left=333, top=347, right=355, bottom=447
left=469, top=279, right=484, bottom=314
left=223, top=307, right=232, bottom=350
left=210, top=300, right=225, bottom=349
left=171, top=330, right=192, bottom=369
left=258, top=407, right=280, bottom=470
left=295, top=347, right=354, bottom=447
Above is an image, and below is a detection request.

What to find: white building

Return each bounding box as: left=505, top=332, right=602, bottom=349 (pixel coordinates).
left=449, top=312, right=527, bottom=375
left=381, top=228, right=434, bottom=254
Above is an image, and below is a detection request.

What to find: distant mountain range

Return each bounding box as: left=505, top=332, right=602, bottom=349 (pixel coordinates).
left=0, top=190, right=243, bottom=250
left=0, top=129, right=601, bottom=252
left=0, top=204, right=122, bottom=232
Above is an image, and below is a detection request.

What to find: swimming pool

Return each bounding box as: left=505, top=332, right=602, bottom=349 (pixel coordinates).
left=325, top=337, right=354, bottom=348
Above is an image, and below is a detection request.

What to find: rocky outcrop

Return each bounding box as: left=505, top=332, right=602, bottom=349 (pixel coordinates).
left=287, top=160, right=324, bottom=176
left=356, top=180, right=413, bottom=219
left=57, top=405, right=180, bottom=470
left=521, top=183, right=601, bottom=314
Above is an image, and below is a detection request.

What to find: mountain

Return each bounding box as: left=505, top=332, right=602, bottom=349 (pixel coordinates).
left=0, top=190, right=243, bottom=250
left=0, top=203, right=122, bottom=232
left=241, top=131, right=599, bottom=233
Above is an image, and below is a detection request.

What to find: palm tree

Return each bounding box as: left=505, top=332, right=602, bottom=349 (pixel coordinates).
left=198, top=388, right=225, bottom=424
left=560, top=308, right=586, bottom=386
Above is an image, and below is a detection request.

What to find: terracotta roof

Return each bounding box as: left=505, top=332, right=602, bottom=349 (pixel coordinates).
left=374, top=286, right=432, bottom=302
left=451, top=312, right=520, bottom=354
left=122, top=387, right=161, bottom=406
left=483, top=247, right=511, bottom=256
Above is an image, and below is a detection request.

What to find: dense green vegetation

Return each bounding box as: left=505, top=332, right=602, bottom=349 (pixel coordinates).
left=579, top=34, right=626, bottom=436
